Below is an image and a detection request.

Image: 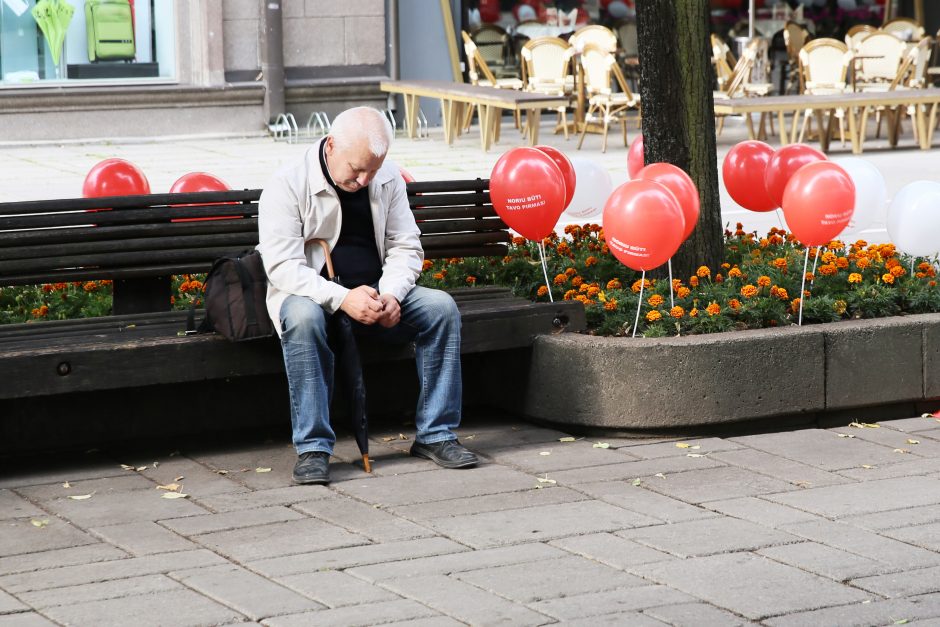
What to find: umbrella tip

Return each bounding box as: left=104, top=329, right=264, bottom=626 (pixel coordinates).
left=362, top=454, right=372, bottom=474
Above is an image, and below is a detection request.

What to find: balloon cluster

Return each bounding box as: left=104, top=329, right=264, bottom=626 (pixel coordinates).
left=722, top=141, right=855, bottom=246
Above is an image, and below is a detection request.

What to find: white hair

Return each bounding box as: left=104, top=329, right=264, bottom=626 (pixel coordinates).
left=329, top=107, right=393, bottom=157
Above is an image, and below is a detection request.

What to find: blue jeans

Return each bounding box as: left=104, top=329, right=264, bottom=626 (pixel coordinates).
left=279, top=286, right=462, bottom=455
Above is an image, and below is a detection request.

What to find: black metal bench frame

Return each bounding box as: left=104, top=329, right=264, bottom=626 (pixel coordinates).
left=0, top=179, right=585, bottom=402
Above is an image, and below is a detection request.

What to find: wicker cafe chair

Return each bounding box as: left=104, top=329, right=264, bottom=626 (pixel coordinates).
left=784, top=21, right=811, bottom=93
left=854, top=31, right=906, bottom=88
left=461, top=31, right=524, bottom=134
left=711, top=33, right=738, bottom=93
left=796, top=38, right=852, bottom=144
left=856, top=38, right=932, bottom=142
left=882, top=17, right=926, bottom=43
left=713, top=39, right=774, bottom=138
left=845, top=23, right=876, bottom=53
left=520, top=36, right=575, bottom=138
left=470, top=24, right=516, bottom=78
left=568, top=24, right=618, bottom=54
left=576, top=44, right=640, bottom=153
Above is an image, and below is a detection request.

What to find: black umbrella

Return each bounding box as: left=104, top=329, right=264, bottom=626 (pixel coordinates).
left=315, top=240, right=371, bottom=473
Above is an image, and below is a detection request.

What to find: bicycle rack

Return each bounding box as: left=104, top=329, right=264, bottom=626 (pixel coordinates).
left=382, top=108, right=399, bottom=134
left=270, top=113, right=295, bottom=141
left=416, top=108, right=430, bottom=138
left=305, top=111, right=331, bottom=139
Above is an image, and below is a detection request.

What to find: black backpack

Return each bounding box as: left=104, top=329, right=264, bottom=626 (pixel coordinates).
left=193, top=250, right=274, bottom=341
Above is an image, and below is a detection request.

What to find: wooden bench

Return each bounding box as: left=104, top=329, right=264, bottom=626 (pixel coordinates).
left=380, top=79, right=569, bottom=150
left=0, top=180, right=585, bottom=402
left=713, top=88, right=940, bottom=153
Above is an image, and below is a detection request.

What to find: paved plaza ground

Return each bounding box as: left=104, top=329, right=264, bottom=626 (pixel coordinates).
left=3, top=116, right=940, bottom=625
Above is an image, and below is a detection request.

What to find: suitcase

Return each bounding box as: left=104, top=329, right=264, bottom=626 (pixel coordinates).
left=85, top=0, right=136, bottom=62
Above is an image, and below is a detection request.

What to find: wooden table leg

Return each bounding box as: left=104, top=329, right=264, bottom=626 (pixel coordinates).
left=915, top=104, right=929, bottom=150
left=440, top=99, right=453, bottom=144
left=791, top=109, right=803, bottom=144
left=529, top=109, right=542, bottom=145
left=403, top=94, right=418, bottom=139
left=929, top=102, right=939, bottom=148
left=814, top=110, right=828, bottom=152
left=744, top=113, right=756, bottom=140
left=847, top=105, right=862, bottom=155
left=777, top=110, right=788, bottom=146
left=479, top=105, right=493, bottom=151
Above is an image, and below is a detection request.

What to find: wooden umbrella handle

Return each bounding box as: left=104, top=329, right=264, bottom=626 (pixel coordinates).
left=313, top=239, right=336, bottom=279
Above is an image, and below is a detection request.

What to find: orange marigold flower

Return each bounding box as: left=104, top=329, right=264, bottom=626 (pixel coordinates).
left=604, top=300, right=618, bottom=311
left=818, top=263, right=838, bottom=276
left=54, top=282, right=68, bottom=291
left=916, top=272, right=927, bottom=279
left=827, top=240, right=845, bottom=250
left=706, top=302, right=721, bottom=316
left=585, top=256, right=598, bottom=267
left=775, top=287, right=789, bottom=300
left=669, top=306, right=684, bottom=319
left=882, top=273, right=894, bottom=285
left=606, top=278, right=622, bottom=290
left=466, top=276, right=476, bottom=285
left=804, top=272, right=815, bottom=282
left=432, top=272, right=445, bottom=280
left=856, top=257, right=871, bottom=270
left=563, top=289, right=577, bottom=300
left=579, top=283, right=591, bottom=294
left=715, top=274, right=724, bottom=283
left=587, top=286, right=600, bottom=298
left=646, top=310, right=663, bottom=322
left=512, top=236, right=526, bottom=246
left=557, top=243, right=570, bottom=255
left=676, top=287, right=691, bottom=299
left=721, top=263, right=730, bottom=270
left=835, top=257, right=849, bottom=269
left=879, top=243, right=896, bottom=257
left=885, top=258, right=900, bottom=269
left=170, top=295, right=176, bottom=305
left=83, top=281, right=98, bottom=292
left=728, top=298, right=742, bottom=310
left=631, top=279, right=652, bottom=293
left=854, top=239, right=868, bottom=250
left=931, top=281, right=938, bottom=287
left=575, top=294, right=588, bottom=303
left=757, top=275, right=771, bottom=287
left=572, top=276, right=584, bottom=288
left=565, top=267, right=577, bottom=277
left=740, top=284, right=758, bottom=298
left=648, top=294, right=665, bottom=307
left=696, top=266, right=710, bottom=278
left=772, top=257, right=787, bottom=270
left=672, top=278, right=682, bottom=290
left=422, top=260, right=433, bottom=271
left=690, top=276, right=699, bottom=287
left=769, top=235, right=783, bottom=246
left=728, top=267, right=743, bottom=278
left=537, top=286, right=549, bottom=297
left=600, top=244, right=610, bottom=255
left=553, top=273, right=567, bottom=285
left=759, top=238, right=770, bottom=248
left=41, top=284, right=54, bottom=293
left=848, top=273, right=863, bottom=284
left=918, top=262, right=933, bottom=272
left=448, top=257, right=462, bottom=265
left=502, top=256, right=512, bottom=263
left=791, top=298, right=802, bottom=311
left=189, top=280, right=204, bottom=291
left=689, top=307, right=699, bottom=318
left=890, top=265, right=905, bottom=277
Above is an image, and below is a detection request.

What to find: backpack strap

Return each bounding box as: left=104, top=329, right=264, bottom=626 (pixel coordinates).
left=233, top=253, right=260, bottom=329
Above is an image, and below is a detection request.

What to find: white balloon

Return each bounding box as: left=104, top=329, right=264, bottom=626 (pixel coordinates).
left=564, top=157, right=612, bottom=219
left=831, top=157, right=886, bottom=238
left=888, top=181, right=940, bottom=257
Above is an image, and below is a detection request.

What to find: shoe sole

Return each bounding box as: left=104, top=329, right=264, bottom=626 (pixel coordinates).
left=292, top=474, right=331, bottom=485
left=410, top=449, right=479, bottom=469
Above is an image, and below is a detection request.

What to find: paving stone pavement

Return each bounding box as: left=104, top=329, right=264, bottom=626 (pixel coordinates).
left=2, top=414, right=940, bottom=625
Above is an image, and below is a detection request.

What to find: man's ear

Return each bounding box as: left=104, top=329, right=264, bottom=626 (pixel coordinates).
left=324, top=135, right=335, bottom=156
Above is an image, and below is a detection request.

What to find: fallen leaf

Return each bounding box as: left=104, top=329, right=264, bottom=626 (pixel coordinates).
left=136, top=466, right=148, bottom=472
left=632, top=478, right=642, bottom=486
left=156, top=483, right=181, bottom=492
left=849, top=422, right=880, bottom=429
left=861, top=465, right=876, bottom=469
left=152, top=462, right=159, bottom=468
left=120, top=464, right=135, bottom=471
left=255, top=467, right=272, bottom=473
left=907, top=439, right=920, bottom=445
left=398, top=434, right=409, bottom=440
left=215, top=469, right=229, bottom=475
left=62, top=481, right=71, bottom=489
left=539, top=451, right=551, bottom=456
left=654, top=473, right=666, bottom=479
left=174, top=476, right=184, bottom=482
left=837, top=433, right=856, bottom=439
left=68, top=493, right=93, bottom=500
left=536, top=475, right=556, bottom=485
left=30, top=519, right=49, bottom=528
left=922, top=413, right=933, bottom=418
left=464, top=434, right=477, bottom=440
left=893, top=449, right=910, bottom=454
left=558, top=437, right=577, bottom=442
left=686, top=453, right=706, bottom=458
left=894, top=620, right=909, bottom=625
left=793, top=481, right=812, bottom=488
left=593, top=442, right=610, bottom=449
left=675, top=443, right=691, bottom=449
left=161, top=492, right=189, bottom=499
left=381, top=436, right=397, bottom=442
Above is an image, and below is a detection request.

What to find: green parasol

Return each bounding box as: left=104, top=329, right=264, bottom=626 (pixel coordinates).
left=31, top=0, right=75, bottom=68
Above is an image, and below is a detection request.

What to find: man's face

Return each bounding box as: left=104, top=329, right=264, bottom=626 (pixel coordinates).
left=324, top=135, right=386, bottom=193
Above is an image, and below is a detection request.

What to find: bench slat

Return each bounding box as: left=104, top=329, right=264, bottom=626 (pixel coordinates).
left=3, top=246, right=252, bottom=276
left=420, top=231, right=509, bottom=249
left=0, top=233, right=259, bottom=262
left=0, top=190, right=261, bottom=215
left=406, top=180, right=487, bottom=194
left=0, top=220, right=258, bottom=249
left=417, top=217, right=507, bottom=235
left=412, top=206, right=496, bottom=220
left=0, top=206, right=257, bottom=231
left=407, top=192, right=489, bottom=207
left=423, top=245, right=508, bottom=259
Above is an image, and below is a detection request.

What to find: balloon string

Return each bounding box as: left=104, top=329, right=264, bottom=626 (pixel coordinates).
left=668, top=258, right=675, bottom=310
left=799, top=247, right=809, bottom=326
left=776, top=208, right=785, bottom=230
left=810, top=246, right=822, bottom=287
left=633, top=270, right=645, bottom=338
left=538, top=241, right=554, bottom=303
left=911, top=257, right=915, bottom=276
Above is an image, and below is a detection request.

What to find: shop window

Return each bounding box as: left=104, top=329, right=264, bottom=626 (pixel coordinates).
left=1, top=0, right=175, bottom=85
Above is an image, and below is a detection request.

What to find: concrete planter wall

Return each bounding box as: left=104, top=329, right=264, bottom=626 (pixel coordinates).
left=522, top=313, right=940, bottom=431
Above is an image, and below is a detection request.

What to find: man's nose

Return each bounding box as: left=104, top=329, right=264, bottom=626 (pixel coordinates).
left=357, top=173, right=371, bottom=187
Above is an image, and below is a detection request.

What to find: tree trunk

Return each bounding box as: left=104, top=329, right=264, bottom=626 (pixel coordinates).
left=636, top=0, right=723, bottom=281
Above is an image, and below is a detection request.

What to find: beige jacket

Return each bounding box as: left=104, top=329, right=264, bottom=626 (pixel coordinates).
left=256, top=139, right=423, bottom=336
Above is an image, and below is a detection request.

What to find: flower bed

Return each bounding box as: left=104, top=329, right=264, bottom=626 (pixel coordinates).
left=418, top=224, right=940, bottom=336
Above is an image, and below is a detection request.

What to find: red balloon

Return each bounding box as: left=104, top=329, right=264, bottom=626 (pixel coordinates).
left=627, top=135, right=644, bottom=178
left=637, top=163, right=700, bottom=241
left=399, top=167, right=416, bottom=184
left=782, top=161, right=855, bottom=247
left=722, top=141, right=777, bottom=213
left=764, top=144, right=826, bottom=209
left=479, top=0, right=501, bottom=22
left=603, top=179, right=685, bottom=271
left=82, top=158, right=150, bottom=198
left=490, top=147, right=566, bottom=241
left=534, top=145, right=576, bottom=210
left=169, top=172, right=237, bottom=222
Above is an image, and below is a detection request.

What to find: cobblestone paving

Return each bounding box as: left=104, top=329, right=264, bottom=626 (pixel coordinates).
left=3, top=414, right=940, bottom=625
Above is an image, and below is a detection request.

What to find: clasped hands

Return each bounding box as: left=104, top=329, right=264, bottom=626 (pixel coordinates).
left=340, top=285, right=400, bottom=327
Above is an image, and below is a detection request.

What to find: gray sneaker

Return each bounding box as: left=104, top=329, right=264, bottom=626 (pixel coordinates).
left=293, top=451, right=331, bottom=484
left=410, top=439, right=479, bottom=469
